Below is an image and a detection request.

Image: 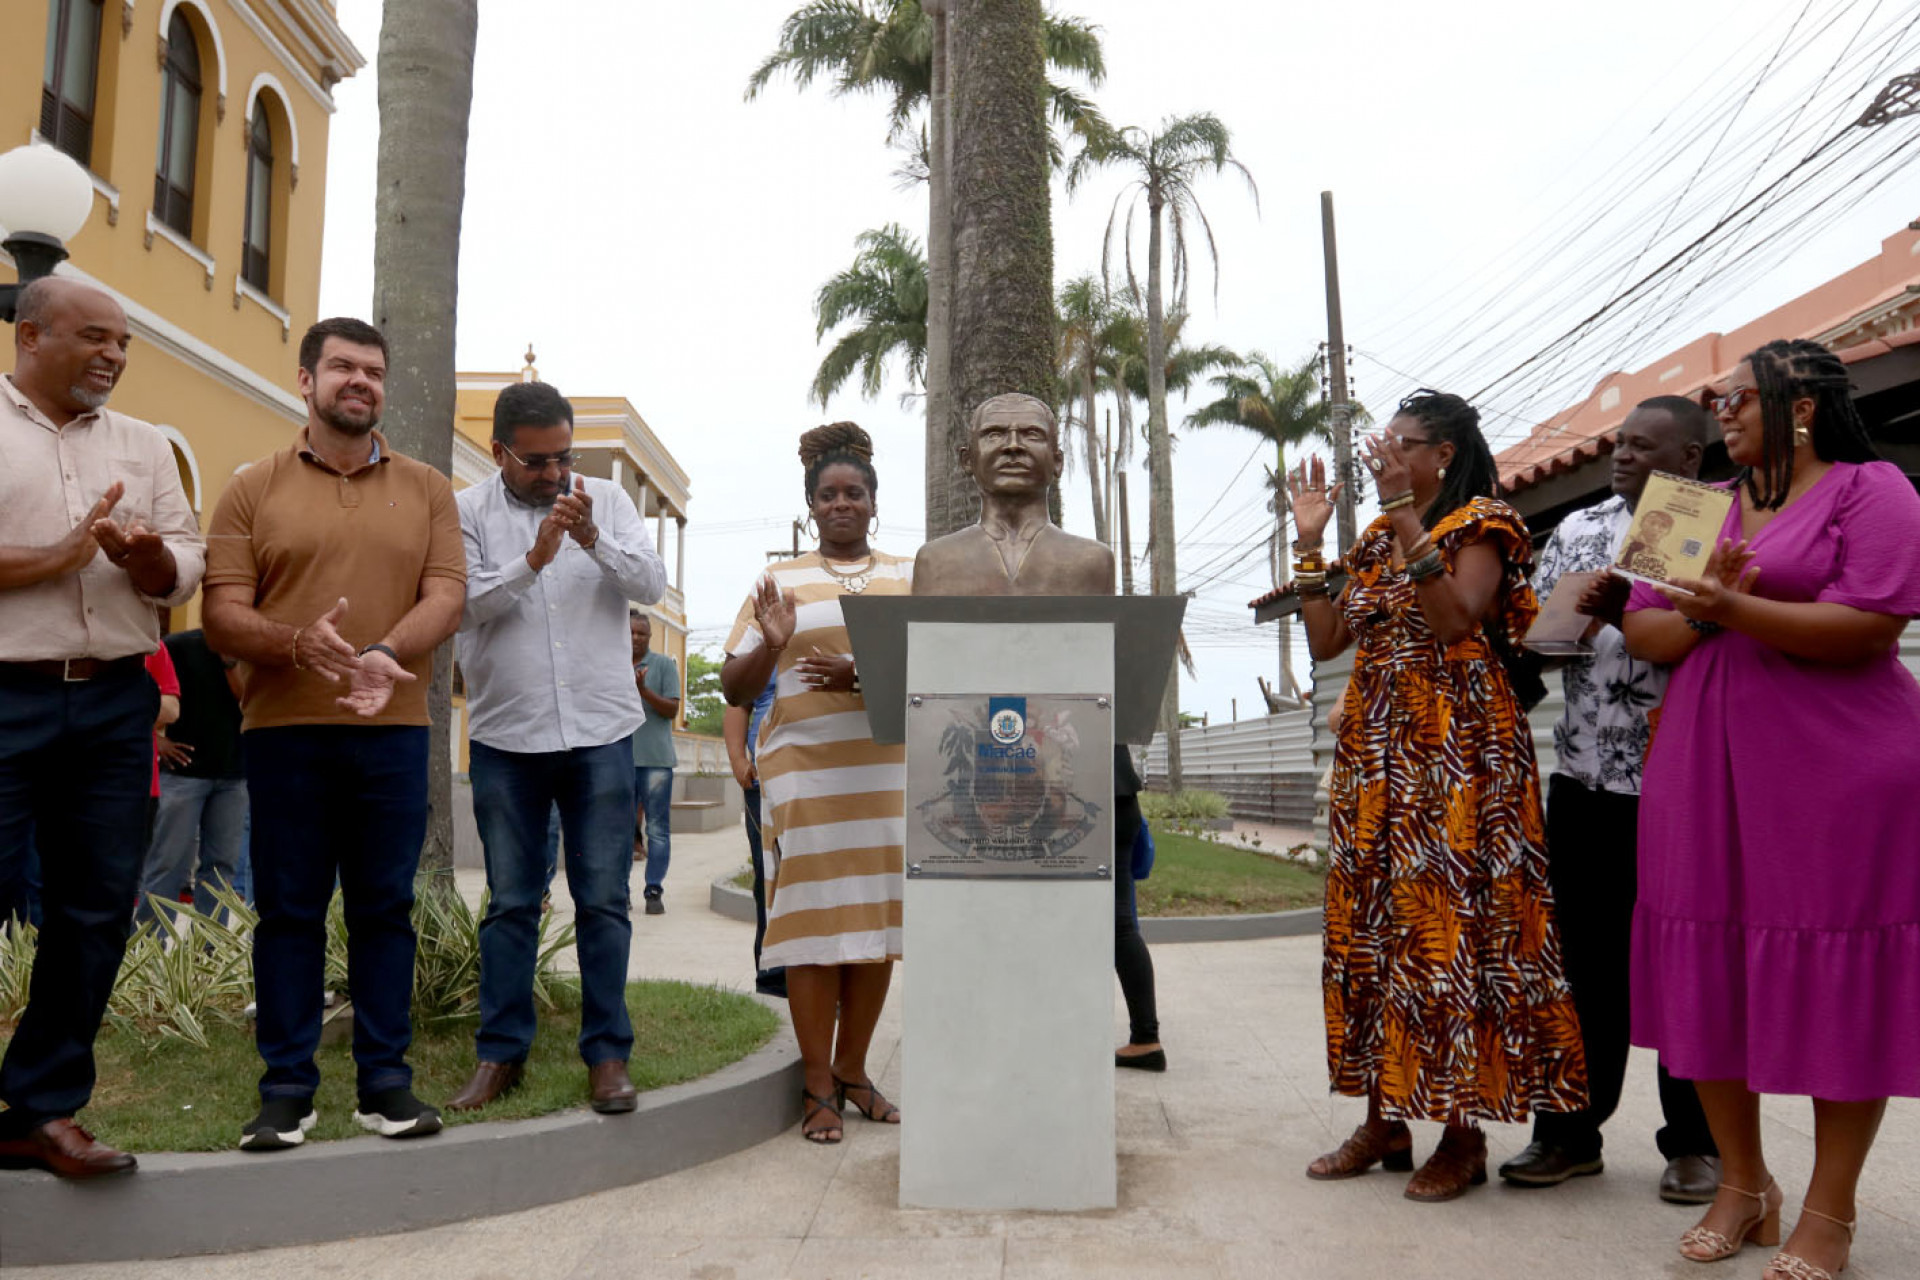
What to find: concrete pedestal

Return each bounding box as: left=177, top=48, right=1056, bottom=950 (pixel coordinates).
left=897, top=621, right=1116, bottom=1211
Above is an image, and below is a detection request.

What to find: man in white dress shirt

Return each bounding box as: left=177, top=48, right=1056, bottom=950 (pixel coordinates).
left=447, top=381, right=666, bottom=1115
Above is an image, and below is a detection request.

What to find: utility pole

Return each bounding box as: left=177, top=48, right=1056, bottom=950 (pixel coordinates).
left=1116, top=470, right=1135, bottom=596
left=1321, top=191, right=1357, bottom=557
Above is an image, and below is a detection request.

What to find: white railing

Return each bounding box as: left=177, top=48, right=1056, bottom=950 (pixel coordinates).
left=673, top=729, right=728, bottom=777
left=1142, top=709, right=1317, bottom=779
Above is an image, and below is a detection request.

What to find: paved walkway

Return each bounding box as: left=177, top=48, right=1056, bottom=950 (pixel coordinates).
left=21, top=817, right=1920, bottom=1278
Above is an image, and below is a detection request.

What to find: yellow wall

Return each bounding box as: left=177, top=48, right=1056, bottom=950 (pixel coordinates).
left=3, top=1, right=362, bottom=615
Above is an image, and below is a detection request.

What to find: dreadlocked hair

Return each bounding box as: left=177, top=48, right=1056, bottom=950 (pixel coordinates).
left=1741, top=339, right=1879, bottom=510
left=1395, top=389, right=1500, bottom=529
left=799, top=422, right=878, bottom=505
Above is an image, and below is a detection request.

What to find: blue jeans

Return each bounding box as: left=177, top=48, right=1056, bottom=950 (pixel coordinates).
left=141, top=773, right=248, bottom=921
left=245, top=725, right=428, bottom=1102
left=634, top=766, right=673, bottom=892
left=472, top=737, right=635, bottom=1066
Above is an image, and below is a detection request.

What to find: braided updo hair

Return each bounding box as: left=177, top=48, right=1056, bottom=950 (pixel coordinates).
left=1394, top=389, right=1501, bottom=529
left=799, top=422, right=878, bottom=505
left=1741, top=339, right=1878, bottom=509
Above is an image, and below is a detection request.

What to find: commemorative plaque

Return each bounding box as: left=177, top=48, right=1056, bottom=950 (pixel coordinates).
left=904, top=693, right=1113, bottom=879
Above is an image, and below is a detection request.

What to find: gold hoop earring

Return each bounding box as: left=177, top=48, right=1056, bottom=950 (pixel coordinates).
left=802, top=514, right=819, bottom=541
left=868, top=515, right=880, bottom=537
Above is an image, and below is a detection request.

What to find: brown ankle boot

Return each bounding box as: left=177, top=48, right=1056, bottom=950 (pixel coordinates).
left=1405, top=1126, right=1486, bottom=1202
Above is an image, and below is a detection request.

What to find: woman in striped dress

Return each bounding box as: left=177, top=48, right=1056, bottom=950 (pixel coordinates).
left=720, top=424, right=910, bottom=1144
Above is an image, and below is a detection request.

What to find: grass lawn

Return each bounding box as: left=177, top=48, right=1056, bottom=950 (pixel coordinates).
left=0, top=980, right=778, bottom=1153
left=1136, top=830, right=1324, bottom=917
left=730, top=832, right=1323, bottom=918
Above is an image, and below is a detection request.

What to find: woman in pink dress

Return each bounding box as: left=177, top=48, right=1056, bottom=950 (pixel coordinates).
left=1622, top=338, right=1920, bottom=1280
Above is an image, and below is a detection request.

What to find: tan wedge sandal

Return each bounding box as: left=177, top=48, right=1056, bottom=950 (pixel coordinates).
left=1763, top=1206, right=1855, bottom=1280
left=1678, top=1177, right=1781, bottom=1262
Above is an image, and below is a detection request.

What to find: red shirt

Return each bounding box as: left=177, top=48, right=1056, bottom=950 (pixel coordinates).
left=145, top=644, right=180, bottom=797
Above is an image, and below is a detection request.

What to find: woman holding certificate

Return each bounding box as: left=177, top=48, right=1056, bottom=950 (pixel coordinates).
left=1291, top=390, right=1586, bottom=1202
left=1622, top=338, right=1920, bottom=1280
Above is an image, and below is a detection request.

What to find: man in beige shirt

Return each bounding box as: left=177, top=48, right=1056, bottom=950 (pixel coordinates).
left=203, top=317, right=464, bottom=1152
left=0, top=278, right=204, bottom=1179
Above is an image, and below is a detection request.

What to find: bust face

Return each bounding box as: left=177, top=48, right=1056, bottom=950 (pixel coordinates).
left=962, top=401, right=1063, bottom=499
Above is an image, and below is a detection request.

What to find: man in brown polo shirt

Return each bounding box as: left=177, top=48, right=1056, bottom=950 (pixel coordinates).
left=0, top=278, right=204, bottom=1179
left=202, top=317, right=464, bottom=1152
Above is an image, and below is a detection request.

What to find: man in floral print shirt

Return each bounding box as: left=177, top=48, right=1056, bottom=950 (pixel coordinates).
left=1499, top=396, right=1722, bottom=1202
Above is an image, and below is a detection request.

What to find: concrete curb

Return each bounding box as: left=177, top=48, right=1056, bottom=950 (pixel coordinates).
left=0, top=1011, right=803, bottom=1267
left=709, top=874, right=1321, bottom=943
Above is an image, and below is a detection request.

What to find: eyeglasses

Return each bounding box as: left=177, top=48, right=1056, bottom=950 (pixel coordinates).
left=500, top=445, right=575, bottom=471
left=1710, top=387, right=1760, bottom=418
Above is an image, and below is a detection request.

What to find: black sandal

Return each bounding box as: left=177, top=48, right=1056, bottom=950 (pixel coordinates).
left=801, top=1089, right=842, bottom=1144
left=834, top=1074, right=901, bottom=1124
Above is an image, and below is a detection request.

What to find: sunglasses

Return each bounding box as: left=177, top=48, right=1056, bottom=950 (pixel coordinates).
left=1709, top=387, right=1760, bottom=418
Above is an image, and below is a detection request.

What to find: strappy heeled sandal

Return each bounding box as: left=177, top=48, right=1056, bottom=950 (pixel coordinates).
left=1764, top=1206, right=1855, bottom=1280
left=833, top=1074, right=900, bottom=1124
left=1305, top=1121, right=1413, bottom=1181
left=1678, top=1177, right=1780, bottom=1262
left=800, top=1089, right=842, bottom=1144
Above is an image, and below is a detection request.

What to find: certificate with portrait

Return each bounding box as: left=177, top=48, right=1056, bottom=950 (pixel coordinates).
left=1610, top=472, right=1735, bottom=590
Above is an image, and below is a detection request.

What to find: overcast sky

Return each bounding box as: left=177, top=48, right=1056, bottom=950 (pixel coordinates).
left=316, top=0, right=1919, bottom=724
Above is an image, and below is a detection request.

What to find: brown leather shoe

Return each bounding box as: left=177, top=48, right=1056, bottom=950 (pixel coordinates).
left=1405, top=1126, right=1487, bottom=1202
left=0, top=1118, right=137, bottom=1179
left=589, top=1060, right=638, bottom=1114
left=444, top=1061, right=524, bottom=1113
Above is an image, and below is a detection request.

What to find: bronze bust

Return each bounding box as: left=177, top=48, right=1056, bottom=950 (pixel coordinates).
left=913, top=393, right=1115, bottom=597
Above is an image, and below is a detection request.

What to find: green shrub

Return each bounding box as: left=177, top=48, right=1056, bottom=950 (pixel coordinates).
left=1139, top=789, right=1231, bottom=824
left=0, top=876, right=576, bottom=1052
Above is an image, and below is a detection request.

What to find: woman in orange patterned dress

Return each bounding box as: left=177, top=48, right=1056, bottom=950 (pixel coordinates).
left=1290, top=390, right=1586, bottom=1201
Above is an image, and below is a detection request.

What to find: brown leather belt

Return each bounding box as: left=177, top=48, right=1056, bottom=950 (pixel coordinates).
left=0, top=655, right=148, bottom=682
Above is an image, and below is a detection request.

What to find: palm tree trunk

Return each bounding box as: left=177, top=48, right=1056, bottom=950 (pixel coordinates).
left=1143, top=192, right=1181, bottom=791
left=1273, top=439, right=1299, bottom=703
left=370, top=0, right=478, bottom=881
left=1080, top=364, right=1105, bottom=543
left=923, top=0, right=957, bottom=540
left=948, top=0, right=1053, bottom=540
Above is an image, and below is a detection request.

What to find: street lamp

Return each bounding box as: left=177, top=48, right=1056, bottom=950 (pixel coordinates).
left=0, top=144, right=96, bottom=323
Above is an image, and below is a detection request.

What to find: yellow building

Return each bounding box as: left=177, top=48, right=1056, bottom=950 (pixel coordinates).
left=454, top=354, right=695, bottom=730
left=2, top=0, right=363, bottom=626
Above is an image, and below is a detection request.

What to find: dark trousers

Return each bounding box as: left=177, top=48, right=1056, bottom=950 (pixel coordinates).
left=743, top=783, right=786, bottom=997
left=470, top=738, right=635, bottom=1066
left=1113, top=792, right=1159, bottom=1045
left=1534, top=773, right=1716, bottom=1160
left=245, top=725, right=428, bottom=1102
left=0, top=664, right=156, bottom=1132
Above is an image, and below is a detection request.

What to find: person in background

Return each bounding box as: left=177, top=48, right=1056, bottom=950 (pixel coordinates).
left=204, top=317, right=465, bottom=1153
left=0, top=278, right=205, bottom=1178
left=145, top=628, right=249, bottom=921
left=1497, top=397, right=1720, bottom=1201
left=1292, top=389, right=1586, bottom=1202
left=630, top=612, right=680, bottom=916
left=1621, top=339, right=1920, bottom=1280
left=720, top=423, right=909, bottom=1143
left=723, top=672, right=783, bottom=997
left=446, top=379, right=664, bottom=1116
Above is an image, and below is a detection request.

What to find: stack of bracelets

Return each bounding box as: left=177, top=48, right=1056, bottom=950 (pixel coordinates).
left=1379, top=490, right=1445, bottom=582
left=1292, top=540, right=1331, bottom=598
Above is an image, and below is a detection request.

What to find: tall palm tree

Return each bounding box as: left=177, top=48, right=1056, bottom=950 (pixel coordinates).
left=1186, top=351, right=1337, bottom=703
left=1066, top=113, right=1257, bottom=789
left=370, top=0, right=477, bottom=879
left=810, top=224, right=928, bottom=407
left=1055, top=274, right=1115, bottom=543
left=747, top=0, right=1105, bottom=537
